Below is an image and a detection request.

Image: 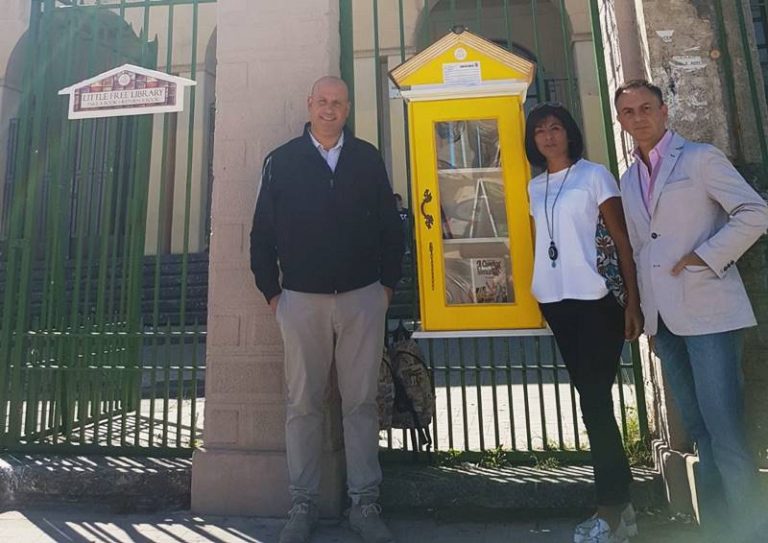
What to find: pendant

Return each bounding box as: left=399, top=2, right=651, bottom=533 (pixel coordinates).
left=548, top=241, right=558, bottom=267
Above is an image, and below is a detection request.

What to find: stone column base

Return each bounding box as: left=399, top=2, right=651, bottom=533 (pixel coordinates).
left=191, top=447, right=346, bottom=518
left=652, top=439, right=696, bottom=519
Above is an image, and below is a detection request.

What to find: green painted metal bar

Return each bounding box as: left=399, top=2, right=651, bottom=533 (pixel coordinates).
left=106, top=120, right=129, bottom=320
left=616, top=352, right=628, bottom=440
left=152, top=0, right=176, bottom=326
left=53, top=315, right=67, bottom=443
left=504, top=338, right=517, bottom=450
left=443, top=338, right=453, bottom=449
left=558, top=0, right=576, bottom=116
left=533, top=336, right=548, bottom=449
left=488, top=338, right=500, bottom=448
left=458, top=339, right=469, bottom=450
left=734, top=0, right=768, bottom=176
left=518, top=339, right=533, bottom=450
left=475, top=0, right=482, bottom=35
left=95, top=12, right=126, bottom=329
left=472, top=338, right=485, bottom=450
left=162, top=321, right=172, bottom=446
left=396, top=0, right=419, bottom=319
left=530, top=0, right=544, bottom=102
left=568, top=364, right=581, bottom=449
left=422, top=0, right=430, bottom=51
left=149, top=323, right=159, bottom=446
left=549, top=336, right=564, bottom=449
left=426, top=340, right=438, bottom=448
left=503, top=0, right=512, bottom=53
left=630, top=343, right=649, bottom=443
left=373, top=0, right=384, bottom=151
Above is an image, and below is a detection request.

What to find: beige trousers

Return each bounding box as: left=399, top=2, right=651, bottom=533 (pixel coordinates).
left=276, top=281, right=388, bottom=505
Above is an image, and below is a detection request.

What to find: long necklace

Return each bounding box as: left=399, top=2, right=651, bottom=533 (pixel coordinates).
left=543, top=164, right=572, bottom=268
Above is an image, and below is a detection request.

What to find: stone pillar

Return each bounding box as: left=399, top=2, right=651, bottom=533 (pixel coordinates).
left=191, top=0, right=346, bottom=517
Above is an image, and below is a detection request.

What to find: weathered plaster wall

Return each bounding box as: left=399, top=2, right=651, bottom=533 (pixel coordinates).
left=640, top=0, right=732, bottom=155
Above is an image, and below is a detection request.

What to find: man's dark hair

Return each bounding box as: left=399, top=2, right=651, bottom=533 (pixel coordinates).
left=524, top=103, right=584, bottom=169
left=614, top=79, right=664, bottom=106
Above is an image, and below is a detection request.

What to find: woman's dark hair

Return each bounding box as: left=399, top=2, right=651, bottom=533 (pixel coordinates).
left=524, top=103, right=584, bottom=169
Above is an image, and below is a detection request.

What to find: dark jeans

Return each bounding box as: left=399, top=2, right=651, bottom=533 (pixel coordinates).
left=540, top=295, right=632, bottom=506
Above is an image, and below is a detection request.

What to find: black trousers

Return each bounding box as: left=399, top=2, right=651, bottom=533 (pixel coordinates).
left=539, top=295, right=632, bottom=506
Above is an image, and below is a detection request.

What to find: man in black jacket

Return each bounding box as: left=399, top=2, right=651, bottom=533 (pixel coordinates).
left=250, top=76, right=403, bottom=543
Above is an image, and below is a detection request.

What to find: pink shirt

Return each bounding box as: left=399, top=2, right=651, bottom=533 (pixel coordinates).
left=632, top=129, right=673, bottom=212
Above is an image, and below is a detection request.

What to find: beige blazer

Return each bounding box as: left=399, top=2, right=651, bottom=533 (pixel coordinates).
left=620, top=132, right=768, bottom=336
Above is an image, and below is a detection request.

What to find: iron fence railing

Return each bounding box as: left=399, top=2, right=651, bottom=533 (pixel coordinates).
left=0, top=0, right=215, bottom=456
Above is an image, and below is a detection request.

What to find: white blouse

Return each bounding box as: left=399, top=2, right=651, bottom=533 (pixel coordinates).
left=527, top=159, right=620, bottom=303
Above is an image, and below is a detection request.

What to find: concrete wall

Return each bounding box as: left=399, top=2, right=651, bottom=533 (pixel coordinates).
left=191, top=0, right=346, bottom=517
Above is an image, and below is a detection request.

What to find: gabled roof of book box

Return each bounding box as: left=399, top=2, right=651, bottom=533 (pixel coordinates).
left=390, top=27, right=535, bottom=89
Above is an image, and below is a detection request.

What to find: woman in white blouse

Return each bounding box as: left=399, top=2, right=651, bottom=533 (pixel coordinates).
left=525, top=103, right=643, bottom=543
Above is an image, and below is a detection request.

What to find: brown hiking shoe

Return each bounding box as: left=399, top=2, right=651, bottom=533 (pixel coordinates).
left=279, top=501, right=318, bottom=543
left=349, top=502, right=395, bottom=543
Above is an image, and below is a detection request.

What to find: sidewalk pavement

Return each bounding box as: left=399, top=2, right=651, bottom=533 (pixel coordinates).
left=0, top=507, right=700, bottom=543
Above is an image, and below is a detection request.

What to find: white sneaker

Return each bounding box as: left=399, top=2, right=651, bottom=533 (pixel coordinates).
left=573, top=516, right=629, bottom=543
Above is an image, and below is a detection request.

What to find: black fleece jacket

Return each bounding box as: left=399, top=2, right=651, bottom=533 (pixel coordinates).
left=250, top=124, right=404, bottom=302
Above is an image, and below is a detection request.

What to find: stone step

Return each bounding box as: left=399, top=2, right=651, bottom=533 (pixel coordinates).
left=0, top=454, right=663, bottom=516
left=0, top=455, right=191, bottom=513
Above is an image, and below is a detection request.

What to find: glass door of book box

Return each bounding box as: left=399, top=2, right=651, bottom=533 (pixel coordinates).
left=412, top=97, right=541, bottom=330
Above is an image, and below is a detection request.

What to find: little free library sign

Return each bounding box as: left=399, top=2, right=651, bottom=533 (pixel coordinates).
left=59, top=64, right=196, bottom=120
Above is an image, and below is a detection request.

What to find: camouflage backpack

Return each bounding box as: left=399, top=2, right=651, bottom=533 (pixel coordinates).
left=380, top=338, right=435, bottom=451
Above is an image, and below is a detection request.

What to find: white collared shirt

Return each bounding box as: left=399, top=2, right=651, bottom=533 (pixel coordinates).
left=309, top=130, right=344, bottom=172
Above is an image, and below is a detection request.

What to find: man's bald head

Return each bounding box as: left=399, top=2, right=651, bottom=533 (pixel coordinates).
left=310, top=76, right=349, bottom=100
left=307, top=75, right=351, bottom=147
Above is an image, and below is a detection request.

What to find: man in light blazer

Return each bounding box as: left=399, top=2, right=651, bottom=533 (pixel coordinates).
left=615, top=79, right=768, bottom=541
